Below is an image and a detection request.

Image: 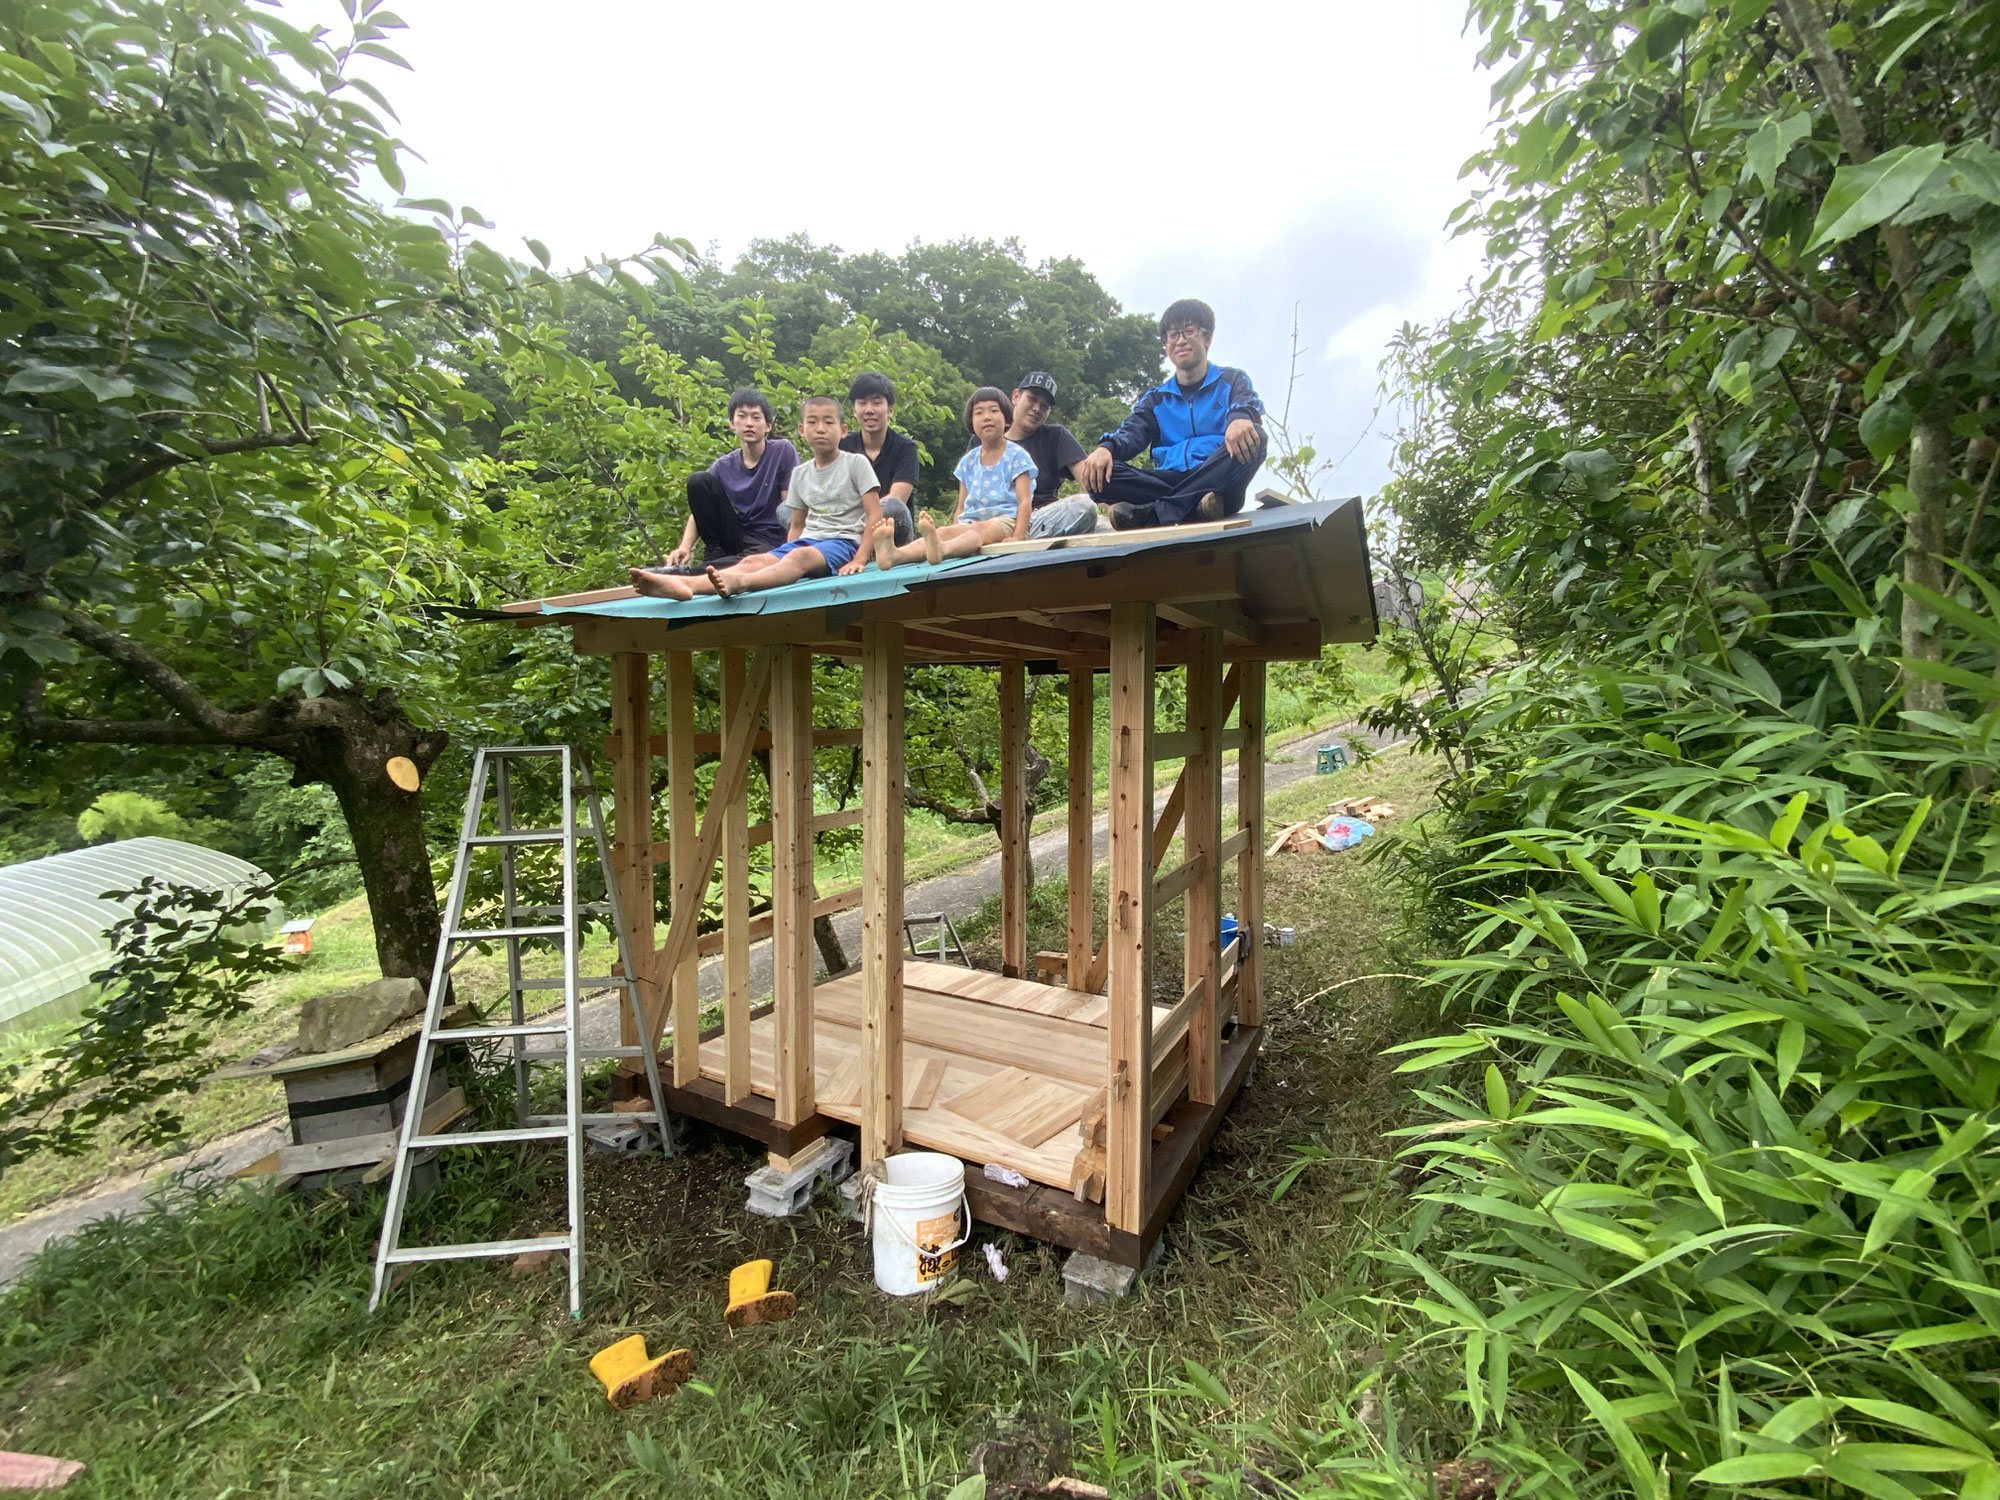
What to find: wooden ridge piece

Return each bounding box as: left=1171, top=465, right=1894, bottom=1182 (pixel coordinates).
left=977, top=516, right=1251, bottom=556
left=942, top=1068, right=1093, bottom=1148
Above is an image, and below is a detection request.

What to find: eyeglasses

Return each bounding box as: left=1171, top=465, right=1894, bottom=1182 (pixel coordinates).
left=1162, top=327, right=1206, bottom=347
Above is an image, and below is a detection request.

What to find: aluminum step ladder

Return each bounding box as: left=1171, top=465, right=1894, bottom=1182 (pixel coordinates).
left=369, top=745, right=669, bottom=1318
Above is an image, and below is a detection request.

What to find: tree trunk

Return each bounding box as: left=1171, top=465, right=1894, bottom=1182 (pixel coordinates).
left=324, top=759, right=443, bottom=980
left=21, top=619, right=449, bottom=982
left=812, top=909, right=848, bottom=976
left=280, top=689, right=450, bottom=980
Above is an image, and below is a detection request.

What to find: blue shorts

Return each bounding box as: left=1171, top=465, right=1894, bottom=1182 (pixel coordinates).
left=769, top=537, right=858, bottom=572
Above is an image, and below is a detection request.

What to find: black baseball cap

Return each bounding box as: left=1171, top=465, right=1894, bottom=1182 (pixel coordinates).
left=1015, top=371, right=1058, bottom=404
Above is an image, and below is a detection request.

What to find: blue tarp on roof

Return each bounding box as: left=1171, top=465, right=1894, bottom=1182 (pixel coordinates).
left=534, top=502, right=1349, bottom=622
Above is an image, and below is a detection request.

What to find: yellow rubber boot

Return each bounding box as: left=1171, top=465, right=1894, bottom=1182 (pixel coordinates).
left=588, top=1335, right=694, bottom=1410
left=724, top=1258, right=797, bottom=1330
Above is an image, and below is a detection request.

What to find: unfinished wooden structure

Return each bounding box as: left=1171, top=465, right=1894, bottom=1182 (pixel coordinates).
left=500, top=501, right=1373, bottom=1266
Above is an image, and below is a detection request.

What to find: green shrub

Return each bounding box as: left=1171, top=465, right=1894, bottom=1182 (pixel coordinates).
left=1383, top=624, right=1999, bottom=1496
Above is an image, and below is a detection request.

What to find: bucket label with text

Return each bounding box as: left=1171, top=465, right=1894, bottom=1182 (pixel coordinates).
left=914, top=1212, right=959, bottom=1282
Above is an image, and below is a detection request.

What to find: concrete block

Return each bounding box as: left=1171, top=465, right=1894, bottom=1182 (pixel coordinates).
left=1062, top=1238, right=1165, bottom=1306
left=744, top=1137, right=854, bottom=1218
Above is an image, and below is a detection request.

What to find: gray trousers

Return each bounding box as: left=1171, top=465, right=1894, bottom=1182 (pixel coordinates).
left=881, top=495, right=915, bottom=546
left=1028, top=496, right=1102, bottom=537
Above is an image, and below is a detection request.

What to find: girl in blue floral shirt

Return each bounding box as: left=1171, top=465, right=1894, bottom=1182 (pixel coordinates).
left=871, top=387, right=1035, bottom=569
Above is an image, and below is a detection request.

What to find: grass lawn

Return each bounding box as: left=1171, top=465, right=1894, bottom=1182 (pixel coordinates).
left=0, top=749, right=1459, bottom=1499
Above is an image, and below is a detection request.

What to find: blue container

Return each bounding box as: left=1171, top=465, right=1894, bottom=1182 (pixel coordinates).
left=1220, top=915, right=1239, bottom=953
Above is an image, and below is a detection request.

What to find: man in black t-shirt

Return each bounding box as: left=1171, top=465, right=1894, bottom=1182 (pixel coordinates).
left=1001, top=371, right=1099, bottom=537
left=837, top=370, right=918, bottom=545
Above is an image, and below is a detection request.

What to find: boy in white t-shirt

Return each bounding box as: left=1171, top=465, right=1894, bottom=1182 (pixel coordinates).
left=869, top=387, right=1033, bottom=570
left=632, top=396, right=883, bottom=600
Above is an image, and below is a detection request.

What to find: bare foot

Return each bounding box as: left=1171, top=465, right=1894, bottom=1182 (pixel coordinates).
left=916, top=512, right=944, bottom=566
left=630, top=567, right=693, bottom=600
left=706, top=564, right=740, bottom=599
left=871, top=516, right=900, bottom=571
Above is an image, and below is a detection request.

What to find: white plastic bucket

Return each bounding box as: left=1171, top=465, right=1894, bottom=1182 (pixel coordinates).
left=869, top=1152, right=969, bottom=1296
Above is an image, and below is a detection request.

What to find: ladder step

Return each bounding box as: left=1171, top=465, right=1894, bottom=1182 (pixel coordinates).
left=433, top=1024, right=568, bottom=1042
left=382, top=1235, right=573, bottom=1265
left=513, top=975, right=629, bottom=990
left=466, top=831, right=567, bottom=846
left=408, top=1126, right=568, bottom=1148
left=516, top=905, right=614, bottom=920
left=449, top=925, right=565, bottom=941
left=527, top=1112, right=661, bottom=1127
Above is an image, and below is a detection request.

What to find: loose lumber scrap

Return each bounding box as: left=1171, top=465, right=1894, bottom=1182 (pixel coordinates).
left=976, top=515, right=1250, bottom=556
left=235, top=1087, right=468, bottom=1184
left=905, top=1057, right=946, bottom=1111
left=1070, top=1144, right=1106, bottom=1204
left=0, top=1451, right=84, bottom=1489
left=1326, top=796, right=1399, bottom=822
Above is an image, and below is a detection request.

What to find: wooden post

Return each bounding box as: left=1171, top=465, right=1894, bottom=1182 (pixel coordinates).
left=771, top=645, right=817, bottom=1128
left=860, top=624, right=906, bottom=1164
left=1184, top=628, right=1222, bottom=1104
left=999, top=658, right=1028, bottom=980
left=609, top=654, right=655, bottom=1052
left=1237, top=659, right=1266, bottom=1027
left=721, top=647, right=752, bottom=1105
left=664, top=651, right=700, bottom=1086
left=1105, top=602, right=1155, bottom=1234
left=1066, top=668, right=1094, bottom=991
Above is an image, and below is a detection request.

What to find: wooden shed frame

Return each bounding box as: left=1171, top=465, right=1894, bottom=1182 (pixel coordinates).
left=500, top=501, right=1373, bottom=1266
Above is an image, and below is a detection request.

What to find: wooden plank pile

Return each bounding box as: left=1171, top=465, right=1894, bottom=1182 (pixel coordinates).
left=1266, top=795, right=1402, bottom=855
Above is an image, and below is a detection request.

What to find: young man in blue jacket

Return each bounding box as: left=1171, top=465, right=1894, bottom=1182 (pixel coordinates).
left=1075, top=299, right=1266, bottom=529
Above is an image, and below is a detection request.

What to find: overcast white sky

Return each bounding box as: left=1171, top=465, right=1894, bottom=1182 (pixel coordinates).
left=322, top=0, right=1495, bottom=497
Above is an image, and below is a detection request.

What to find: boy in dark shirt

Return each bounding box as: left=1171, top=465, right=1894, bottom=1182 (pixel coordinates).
left=657, top=388, right=796, bottom=570
left=838, top=371, right=918, bottom=544
left=988, top=371, right=1099, bottom=537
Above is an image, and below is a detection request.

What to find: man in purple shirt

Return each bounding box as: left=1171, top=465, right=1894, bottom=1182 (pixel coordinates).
left=659, top=388, right=797, bottom=570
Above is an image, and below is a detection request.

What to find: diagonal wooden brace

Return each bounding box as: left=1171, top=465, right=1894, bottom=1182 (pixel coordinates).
left=1084, top=662, right=1242, bottom=993
left=643, top=647, right=774, bottom=1051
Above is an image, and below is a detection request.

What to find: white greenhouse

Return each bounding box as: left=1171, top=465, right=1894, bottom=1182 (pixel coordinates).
left=0, top=837, right=277, bottom=1035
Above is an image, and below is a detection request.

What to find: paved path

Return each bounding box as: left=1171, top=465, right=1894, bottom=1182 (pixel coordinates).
left=0, top=716, right=1388, bottom=1285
